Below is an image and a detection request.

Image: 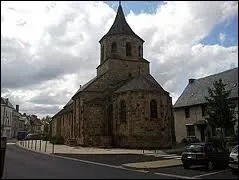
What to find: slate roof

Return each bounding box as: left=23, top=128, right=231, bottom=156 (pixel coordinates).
left=114, top=74, right=166, bottom=94
left=72, top=76, right=98, bottom=98
left=99, top=4, right=144, bottom=42
left=174, top=67, right=238, bottom=108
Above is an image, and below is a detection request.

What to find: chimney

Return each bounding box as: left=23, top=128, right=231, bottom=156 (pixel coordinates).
left=16, top=105, right=19, bottom=112
left=189, top=79, right=195, bottom=84
left=6, top=98, right=8, bottom=105
left=80, top=85, right=82, bottom=88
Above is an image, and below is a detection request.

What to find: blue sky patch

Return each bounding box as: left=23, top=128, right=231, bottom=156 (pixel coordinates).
left=200, top=15, right=238, bottom=47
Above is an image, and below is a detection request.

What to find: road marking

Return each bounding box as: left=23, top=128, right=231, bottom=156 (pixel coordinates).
left=119, top=166, right=149, bottom=173
left=192, top=169, right=228, bottom=178
left=154, top=172, right=196, bottom=179
left=52, top=154, right=123, bottom=168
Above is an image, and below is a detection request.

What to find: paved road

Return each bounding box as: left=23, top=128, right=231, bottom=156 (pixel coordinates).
left=3, top=144, right=170, bottom=179
left=54, top=153, right=166, bottom=166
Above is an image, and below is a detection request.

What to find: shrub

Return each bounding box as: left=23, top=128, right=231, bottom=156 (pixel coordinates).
left=42, top=135, right=50, bottom=141
left=181, top=138, right=188, bottom=144
left=181, top=137, right=200, bottom=144
left=50, top=135, right=64, bottom=144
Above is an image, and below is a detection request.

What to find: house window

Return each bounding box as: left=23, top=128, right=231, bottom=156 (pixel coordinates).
left=150, top=99, right=158, bottom=118
left=185, top=107, right=190, bottom=118
left=120, top=100, right=126, bottom=122
left=201, top=105, right=206, bottom=117
left=126, top=42, right=132, bottom=56
left=111, top=42, right=117, bottom=54
left=186, top=125, right=195, bottom=136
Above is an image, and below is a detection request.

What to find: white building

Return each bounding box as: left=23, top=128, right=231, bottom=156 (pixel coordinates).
left=174, top=68, right=238, bottom=143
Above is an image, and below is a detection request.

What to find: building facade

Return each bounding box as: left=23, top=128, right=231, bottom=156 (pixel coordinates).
left=51, top=4, right=175, bottom=148
left=174, top=68, right=238, bottom=143
left=1, top=98, right=15, bottom=138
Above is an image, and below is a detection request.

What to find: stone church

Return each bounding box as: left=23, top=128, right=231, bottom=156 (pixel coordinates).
left=51, top=4, right=175, bottom=148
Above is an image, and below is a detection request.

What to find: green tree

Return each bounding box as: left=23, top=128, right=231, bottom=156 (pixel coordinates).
left=204, top=79, right=236, bottom=145
left=41, top=115, right=52, bottom=135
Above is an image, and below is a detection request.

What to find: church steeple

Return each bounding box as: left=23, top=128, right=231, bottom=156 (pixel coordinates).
left=98, top=2, right=147, bottom=75
left=99, top=3, right=144, bottom=42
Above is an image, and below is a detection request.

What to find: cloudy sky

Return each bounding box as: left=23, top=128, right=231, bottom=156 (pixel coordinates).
left=1, top=1, right=238, bottom=119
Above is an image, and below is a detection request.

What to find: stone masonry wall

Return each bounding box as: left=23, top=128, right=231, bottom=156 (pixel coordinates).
left=112, top=90, right=173, bottom=148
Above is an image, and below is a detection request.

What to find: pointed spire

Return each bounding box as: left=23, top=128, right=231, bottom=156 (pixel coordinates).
left=100, top=2, right=144, bottom=42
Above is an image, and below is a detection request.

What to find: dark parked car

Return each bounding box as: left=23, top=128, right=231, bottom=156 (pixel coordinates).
left=24, top=133, right=41, bottom=140
left=181, top=142, right=229, bottom=170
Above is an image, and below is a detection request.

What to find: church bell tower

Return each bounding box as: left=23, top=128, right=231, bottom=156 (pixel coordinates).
left=97, top=2, right=149, bottom=78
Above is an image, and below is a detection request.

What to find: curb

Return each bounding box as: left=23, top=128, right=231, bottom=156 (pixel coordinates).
left=121, top=159, right=183, bottom=170
left=121, top=163, right=182, bottom=170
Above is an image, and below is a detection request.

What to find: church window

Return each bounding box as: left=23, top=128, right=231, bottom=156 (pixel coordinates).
left=101, top=45, right=104, bottom=62
left=150, top=99, right=158, bottom=118
left=138, top=46, right=141, bottom=57
left=111, top=42, right=117, bottom=54
left=108, top=104, right=113, bottom=135
left=120, top=100, right=126, bottom=122
left=126, top=42, right=132, bottom=56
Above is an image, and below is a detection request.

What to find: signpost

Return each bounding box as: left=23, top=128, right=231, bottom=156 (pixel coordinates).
left=1, top=137, right=7, bottom=179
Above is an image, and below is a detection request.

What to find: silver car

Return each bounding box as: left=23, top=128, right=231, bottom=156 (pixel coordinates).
left=229, top=145, right=238, bottom=173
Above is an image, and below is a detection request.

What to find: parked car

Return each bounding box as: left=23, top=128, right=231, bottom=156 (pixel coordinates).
left=24, top=133, right=41, bottom=140
left=17, top=131, right=28, bottom=140
left=181, top=142, right=229, bottom=170
left=229, top=145, right=238, bottom=173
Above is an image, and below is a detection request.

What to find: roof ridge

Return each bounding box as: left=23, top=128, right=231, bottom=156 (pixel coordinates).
left=194, top=67, right=238, bottom=82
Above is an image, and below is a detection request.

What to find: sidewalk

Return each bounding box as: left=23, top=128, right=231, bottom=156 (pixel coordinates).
left=16, top=140, right=182, bottom=169
left=17, top=140, right=171, bottom=155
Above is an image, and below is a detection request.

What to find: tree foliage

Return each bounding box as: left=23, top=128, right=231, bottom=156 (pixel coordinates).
left=205, top=79, right=236, bottom=136
left=41, top=115, right=52, bottom=135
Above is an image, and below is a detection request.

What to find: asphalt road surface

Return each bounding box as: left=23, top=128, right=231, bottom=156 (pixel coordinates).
left=3, top=144, right=170, bottom=179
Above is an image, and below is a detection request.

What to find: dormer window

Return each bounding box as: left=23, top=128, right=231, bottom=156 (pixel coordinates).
left=111, top=42, right=117, bottom=54
left=126, top=42, right=132, bottom=56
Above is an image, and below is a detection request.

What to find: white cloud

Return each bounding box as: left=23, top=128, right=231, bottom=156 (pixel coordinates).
left=218, top=32, right=226, bottom=44
left=1, top=1, right=238, bottom=118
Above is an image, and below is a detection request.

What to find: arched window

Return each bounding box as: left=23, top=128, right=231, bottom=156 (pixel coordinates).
left=101, top=45, right=104, bottom=62
left=126, top=42, right=132, bottom=56
left=150, top=99, right=158, bottom=118
left=138, top=46, right=141, bottom=57
left=108, top=104, right=113, bottom=135
left=111, top=42, right=117, bottom=54
left=120, top=100, right=126, bottom=122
